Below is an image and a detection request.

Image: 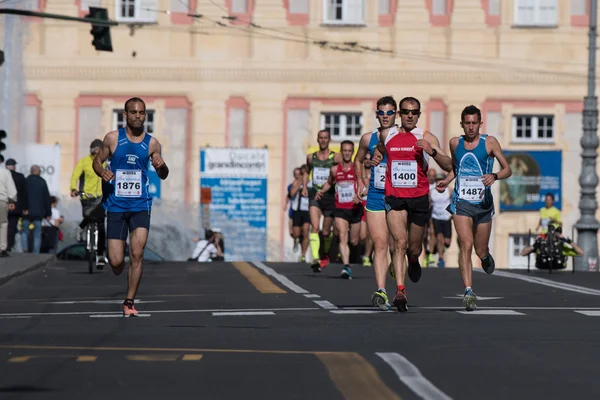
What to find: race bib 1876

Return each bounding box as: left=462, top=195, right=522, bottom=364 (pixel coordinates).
left=116, top=170, right=142, bottom=197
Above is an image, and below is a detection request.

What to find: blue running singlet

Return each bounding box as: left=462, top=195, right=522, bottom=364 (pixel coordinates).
left=365, top=130, right=387, bottom=212
left=448, top=134, right=495, bottom=214
left=103, top=128, right=153, bottom=213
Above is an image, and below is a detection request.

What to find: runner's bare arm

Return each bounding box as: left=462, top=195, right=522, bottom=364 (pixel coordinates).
left=419, top=132, right=452, bottom=172
left=149, top=137, right=169, bottom=180
left=435, top=138, right=457, bottom=193
left=354, top=133, right=370, bottom=195
left=93, top=131, right=116, bottom=182
left=302, top=154, right=312, bottom=196
left=289, top=178, right=302, bottom=197
left=487, top=135, right=512, bottom=182
left=333, top=152, right=342, bottom=164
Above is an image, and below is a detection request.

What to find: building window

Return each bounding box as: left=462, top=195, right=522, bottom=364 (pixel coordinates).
left=113, top=109, right=155, bottom=134
left=320, top=112, right=362, bottom=140
left=323, top=0, right=365, bottom=25
left=512, top=115, right=554, bottom=143
left=514, top=0, right=557, bottom=27
left=114, top=0, right=158, bottom=23
left=508, top=233, right=536, bottom=269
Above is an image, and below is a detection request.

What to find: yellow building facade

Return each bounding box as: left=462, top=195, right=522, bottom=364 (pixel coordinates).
left=9, top=0, right=598, bottom=266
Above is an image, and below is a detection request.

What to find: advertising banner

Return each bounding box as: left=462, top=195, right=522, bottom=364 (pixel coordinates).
left=499, top=150, right=562, bottom=212
left=200, top=148, right=268, bottom=261
left=2, top=143, right=62, bottom=196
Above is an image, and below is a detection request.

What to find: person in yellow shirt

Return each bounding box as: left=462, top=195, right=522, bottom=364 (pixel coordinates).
left=537, top=192, right=562, bottom=234
left=70, top=139, right=107, bottom=267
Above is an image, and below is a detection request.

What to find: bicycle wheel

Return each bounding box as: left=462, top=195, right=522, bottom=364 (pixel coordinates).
left=88, top=224, right=96, bottom=274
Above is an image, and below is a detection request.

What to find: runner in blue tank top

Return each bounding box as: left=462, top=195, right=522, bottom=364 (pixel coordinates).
left=354, top=96, right=398, bottom=311
left=436, top=105, right=512, bottom=312
left=93, top=97, right=169, bottom=317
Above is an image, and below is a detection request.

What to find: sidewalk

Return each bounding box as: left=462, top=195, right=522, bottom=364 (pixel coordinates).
left=0, top=253, right=55, bottom=285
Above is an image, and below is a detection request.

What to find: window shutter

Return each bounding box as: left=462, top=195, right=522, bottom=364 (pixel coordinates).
left=344, top=0, right=365, bottom=24
left=538, top=0, right=557, bottom=25
left=488, top=0, right=501, bottom=16
left=515, top=0, right=535, bottom=25
left=290, top=0, right=309, bottom=14
left=432, top=0, right=447, bottom=16
left=137, top=0, right=158, bottom=23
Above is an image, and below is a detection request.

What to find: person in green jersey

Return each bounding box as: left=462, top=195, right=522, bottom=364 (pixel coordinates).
left=302, top=129, right=342, bottom=272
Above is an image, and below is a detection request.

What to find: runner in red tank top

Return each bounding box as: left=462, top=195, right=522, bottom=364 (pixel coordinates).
left=316, top=140, right=362, bottom=279
left=370, top=96, right=453, bottom=312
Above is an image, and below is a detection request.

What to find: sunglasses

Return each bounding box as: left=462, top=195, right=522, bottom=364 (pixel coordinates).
left=376, top=110, right=396, bottom=116
left=400, top=109, right=420, bottom=116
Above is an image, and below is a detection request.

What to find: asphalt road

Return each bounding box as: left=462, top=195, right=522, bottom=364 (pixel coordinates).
left=0, top=259, right=599, bottom=400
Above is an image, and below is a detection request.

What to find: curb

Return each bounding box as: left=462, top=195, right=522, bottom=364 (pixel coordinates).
left=0, top=256, right=56, bottom=286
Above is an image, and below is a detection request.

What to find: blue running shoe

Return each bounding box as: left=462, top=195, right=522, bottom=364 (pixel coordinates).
left=481, top=253, right=495, bottom=274
left=340, top=266, right=352, bottom=279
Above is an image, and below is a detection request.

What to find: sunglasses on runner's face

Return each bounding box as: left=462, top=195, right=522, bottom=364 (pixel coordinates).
left=400, top=109, right=420, bottom=116
left=376, top=110, right=396, bottom=116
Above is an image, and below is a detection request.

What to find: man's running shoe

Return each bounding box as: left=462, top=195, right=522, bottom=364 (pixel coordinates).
left=482, top=253, right=496, bottom=274
left=311, top=261, right=321, bottom=273
left=319, top=255, right=330, bottom=269
left=362, top=256, right=372, bottom=267
left=123, top=300, right=139, bottom=317
left=340, top=266, right=352, bottom=279
left=392, top=289, right=408, bottom=312
left=438, top=259, right=445, bottom=268
left=407, top=257, right=422, bottom=283
left=463, top=288, right=477, bottom=311
left=299, top=256, right=306, bottom=263
left=371, top=290, right=391, bottom=311
left=96, top=255, right=106, bottom=270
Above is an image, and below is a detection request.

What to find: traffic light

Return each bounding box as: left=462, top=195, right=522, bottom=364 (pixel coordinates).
left=0, top=130, right=6, bottom=159
left=86, top=7, right=113, bottom=52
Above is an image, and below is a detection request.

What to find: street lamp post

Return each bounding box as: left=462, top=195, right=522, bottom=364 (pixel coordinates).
left=575, top=0, right=600, bottom=272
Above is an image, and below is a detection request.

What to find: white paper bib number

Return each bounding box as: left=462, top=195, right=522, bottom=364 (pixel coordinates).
left=374, top=164, right=386, bottom=190
left=337, top=181, right=355, bottom=203
left=116, top=170, right=143, bottom=197
left=391, top=160, right=417, bottom=188
left=459, top=177, right=485, bottom=201
left=313, top=167, right=329, bottom=186
left=300, top=196, right=309, bottom=211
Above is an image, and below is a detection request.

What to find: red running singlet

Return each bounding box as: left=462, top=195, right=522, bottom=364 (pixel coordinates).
left=334, top=163, right=358, bottom=209
left=384, top=127, right=430, bottom=199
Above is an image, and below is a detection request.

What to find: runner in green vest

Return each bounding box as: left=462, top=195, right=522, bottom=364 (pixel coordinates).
left=302, top=129, right=341, bottom=272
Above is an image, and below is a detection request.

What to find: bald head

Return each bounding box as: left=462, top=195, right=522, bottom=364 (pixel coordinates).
left=427, top=168, right=436, bottom=184
left=30, top=165, right=41, bottom=176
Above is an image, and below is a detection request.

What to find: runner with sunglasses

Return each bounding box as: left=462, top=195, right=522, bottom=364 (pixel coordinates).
left=354, top=96, right=398, bottom=310
left=371, top=96, right=452, bottom=312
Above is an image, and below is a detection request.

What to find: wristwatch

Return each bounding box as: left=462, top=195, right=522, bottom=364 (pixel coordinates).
left=430, top=148, right=437, bottom=158
left=492, top=173, right=499, bottom=181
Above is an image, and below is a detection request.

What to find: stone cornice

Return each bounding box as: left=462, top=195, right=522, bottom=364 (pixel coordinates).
left=24, top=67, right=586, bottom=85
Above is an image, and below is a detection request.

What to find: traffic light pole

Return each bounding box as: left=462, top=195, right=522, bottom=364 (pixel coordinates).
left=0, top=9, right=118, bottom=26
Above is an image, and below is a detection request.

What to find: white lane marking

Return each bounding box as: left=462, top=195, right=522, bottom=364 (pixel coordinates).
left=212, top=311, right=275, bottom=316
left=313, top=300, right=338, bottom=310
left=252, top=261, right=309, bottom=294
left=330, top=310, right=383, bottom=315
left=42, top=299, right=165, bottom=305
left=376, top=352, right=453, bottom=400
left=476, top=269, right=600, bottom=296
left=0, top=307, right=319, bottom=318
left=90, top=314, right=151, bottom=318
left=456, top=310, right=524, bottom=315
left=574, top=310, right=600, bottom=316
left=304, top=294, right=320, bottom=298
left=0, top=316, right=31, bottom=319
left=443, top=295, right=504, bottom=300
